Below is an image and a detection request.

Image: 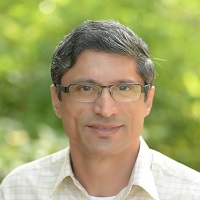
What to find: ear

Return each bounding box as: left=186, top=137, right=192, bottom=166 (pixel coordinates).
left=145, top=86, right=155, bottom=117
left=50, top=85, right=62, bottom=118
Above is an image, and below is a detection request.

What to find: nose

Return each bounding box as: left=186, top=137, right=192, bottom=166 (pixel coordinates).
left=93, top=88, right=118, bottom=118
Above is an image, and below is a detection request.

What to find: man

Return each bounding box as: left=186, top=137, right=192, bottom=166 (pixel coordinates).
left=0, top=20, right=200, bottom=200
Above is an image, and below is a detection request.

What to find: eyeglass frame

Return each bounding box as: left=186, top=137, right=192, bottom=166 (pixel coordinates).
left=55, top=83, right=150, bottom=103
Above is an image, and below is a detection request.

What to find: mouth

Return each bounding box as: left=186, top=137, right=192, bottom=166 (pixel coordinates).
left=86, top=123, right=123, bottom=135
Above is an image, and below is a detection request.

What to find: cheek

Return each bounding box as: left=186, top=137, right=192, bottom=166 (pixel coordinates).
left=59, top=102, right=89, bottom=137
left=124, top=103, right=147, bottom=132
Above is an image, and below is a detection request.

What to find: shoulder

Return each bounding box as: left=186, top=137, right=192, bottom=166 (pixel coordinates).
left=1, top=147, right=69, bottom=186
left=151, top=149, right=200, bottom=182
left=151, top=149, right=200, bottom=198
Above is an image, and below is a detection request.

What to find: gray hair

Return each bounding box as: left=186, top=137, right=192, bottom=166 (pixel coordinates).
left=51, top=20, right=155, bottom=100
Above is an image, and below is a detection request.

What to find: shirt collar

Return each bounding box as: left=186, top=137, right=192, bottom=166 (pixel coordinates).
left=49, top=147, right=72, bottom=198
left=50, top=138, right=159, bottom=200
left=50, top=147, right=90, bottom=198
left=128, top=137, right=159, bottom=200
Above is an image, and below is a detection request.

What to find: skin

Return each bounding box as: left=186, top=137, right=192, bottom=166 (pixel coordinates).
left=50, top=50, right=155, bottom=197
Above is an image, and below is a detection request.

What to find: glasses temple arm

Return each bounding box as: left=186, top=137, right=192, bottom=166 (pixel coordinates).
left=56, top=84, right=70, bottom=93
left=141, top=84, right=150, bottom=93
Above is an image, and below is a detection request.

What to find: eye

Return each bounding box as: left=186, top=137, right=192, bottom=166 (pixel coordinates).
left=117, top=85, right=131, bottom=91
left=74, top=84, right=99, bottom=92
left=81, top=85, right=92, bottom=91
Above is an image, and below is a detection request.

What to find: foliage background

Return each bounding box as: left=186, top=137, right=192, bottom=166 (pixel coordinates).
left=0, top=0, right=200, bottom=182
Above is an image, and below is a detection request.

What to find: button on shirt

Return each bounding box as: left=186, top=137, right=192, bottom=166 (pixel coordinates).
left=1, top=137, right=200, bottom=200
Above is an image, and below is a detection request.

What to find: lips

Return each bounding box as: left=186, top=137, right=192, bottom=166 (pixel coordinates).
left=86, top=123, right=123, bottom=135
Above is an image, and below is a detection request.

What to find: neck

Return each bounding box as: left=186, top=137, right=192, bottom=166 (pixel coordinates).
left=70, top=142, right=140, bottom=197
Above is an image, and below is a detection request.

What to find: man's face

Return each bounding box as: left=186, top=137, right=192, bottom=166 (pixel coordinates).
left=51, top=50, right=155, bottom=157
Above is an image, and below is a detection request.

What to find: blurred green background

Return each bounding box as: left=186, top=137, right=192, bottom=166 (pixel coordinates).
left=0, top=0, right=200, bottom=182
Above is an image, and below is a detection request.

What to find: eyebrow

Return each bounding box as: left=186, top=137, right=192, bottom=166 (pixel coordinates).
left=72, top=78, right=139, bottom=84
left=117, top=79, right=138, bottom=84
left=72, top=79, right=96, bottom=84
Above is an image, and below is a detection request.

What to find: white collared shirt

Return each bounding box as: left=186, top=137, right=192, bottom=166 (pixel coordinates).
left=1, top=137, right=200, bottom=199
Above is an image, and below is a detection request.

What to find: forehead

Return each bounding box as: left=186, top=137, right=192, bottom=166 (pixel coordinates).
left=61, top=50, right=144, bottom=85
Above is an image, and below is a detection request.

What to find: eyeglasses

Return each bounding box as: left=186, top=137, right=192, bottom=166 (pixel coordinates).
left=56, top=83, right=150, bottom=103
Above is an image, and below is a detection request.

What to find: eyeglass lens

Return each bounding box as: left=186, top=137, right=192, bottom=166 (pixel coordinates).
left=68, top=84, right=142, bottom=103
